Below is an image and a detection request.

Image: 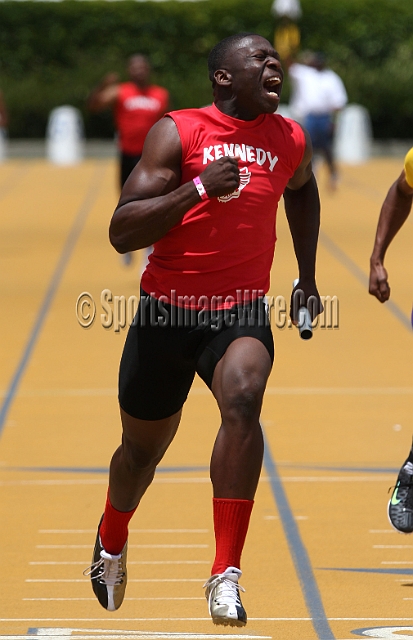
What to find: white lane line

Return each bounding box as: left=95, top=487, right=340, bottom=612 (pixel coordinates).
left=133, top=529, right=209, bottom=533
left=0, top=637, right=270, bottom=640
left=0, top=617, right=288, bottom=622
left=39, top=530, right=98, bottom=534
left=277, top=476, right=394, bottom=482
left=369, top=530, right=396, bottom=533
left=265, top=387, right=413, bottom=395
left=0, top=634, right=271, bottom=640
left=3, top=617, right=413, bottom=621
left=382, top=560, right=413, bottom=564
left=36, top=545, right=98, bottom=549
left=22, top=597, right=205, bottom=601
left=29, top=561, right=209, bottom=565
left=39, top=529, right=209, bottom=534
left=395, top=579, right=413, bottom=582
left=0, top=479, right=210, bottom=486
left=373, top=545, right=413, bottom=548
left=0, top=480, right=108, bottom=487
left=0, top=618, right=249, bottom=621
left=30, top=561, right=93, bottom=565
left=0, top=388, right=118, bottom=398
left=25, top=579, right=204, bottom=583
left=0, top=635, right=270, bottom=640
left=35, top=544, right=208, bottom=549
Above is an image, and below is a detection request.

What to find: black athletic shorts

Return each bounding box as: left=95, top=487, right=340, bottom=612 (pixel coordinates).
left=118, top=290, right=274, bottom=421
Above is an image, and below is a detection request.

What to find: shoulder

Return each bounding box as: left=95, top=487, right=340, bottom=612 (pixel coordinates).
left=117, top=82, right=136, bottom=98
left=119, top=82, right=135, bottom=91
left=324, top=68, right=339, bottom=78
left=324, top=69, right=345, bottom=84
left=167, top=106, right=210, bottom=124
left=165, top=107, right=212, bottom=157
left=264, top=114, right=307, bottom=173
left=151, top=84, right=169, bottom=95
left=404, top=147, right=413, bottom=189
left=268, top=113, right=306, bottom=144
left=143, top=116, right=182, bottom=154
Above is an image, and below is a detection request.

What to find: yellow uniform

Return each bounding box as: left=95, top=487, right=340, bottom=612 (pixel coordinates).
left=404, top=147, right=413, bottom=188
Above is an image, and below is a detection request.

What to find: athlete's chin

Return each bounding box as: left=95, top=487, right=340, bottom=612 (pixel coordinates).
left=261, top=94, right=281, bottom=113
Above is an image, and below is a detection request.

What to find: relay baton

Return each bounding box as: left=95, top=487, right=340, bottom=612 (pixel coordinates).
left=292, top=279, right=313, bottom=340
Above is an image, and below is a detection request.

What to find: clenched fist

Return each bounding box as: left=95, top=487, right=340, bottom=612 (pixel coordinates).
left=199, top=156, right=241, bottom=199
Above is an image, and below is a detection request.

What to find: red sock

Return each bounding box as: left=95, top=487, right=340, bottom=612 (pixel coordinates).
left=211, top=498, right=254, bottom=575
left=99, top=490, right=137, bottom=555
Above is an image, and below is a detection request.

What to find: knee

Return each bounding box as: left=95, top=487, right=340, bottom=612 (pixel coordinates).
left=120, top=436, right=164, bottom=475
left=221, top=374, right=266, bottom=424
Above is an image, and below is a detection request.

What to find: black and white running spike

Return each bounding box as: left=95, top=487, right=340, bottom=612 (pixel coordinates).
left=203, top=566, right=247, bottom=627
left=83, top=516, right=128, bottom=611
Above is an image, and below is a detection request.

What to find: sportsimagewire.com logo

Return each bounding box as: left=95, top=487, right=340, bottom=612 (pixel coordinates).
left=75, top=288, right=339, bottom=334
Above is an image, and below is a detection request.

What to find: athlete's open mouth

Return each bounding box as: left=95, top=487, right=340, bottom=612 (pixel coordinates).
left=263, top=76, right=282, bottom=96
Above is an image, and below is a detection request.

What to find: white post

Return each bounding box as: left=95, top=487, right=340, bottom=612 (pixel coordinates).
left=334, top=104, right=373, bottom=164
left=46, top=105, right=84, bottom=165
left=0, top=127, right=7, bottom=162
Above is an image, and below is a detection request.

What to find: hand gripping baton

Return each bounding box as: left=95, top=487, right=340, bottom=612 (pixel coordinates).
left=292, top=279, right=313, bottom=340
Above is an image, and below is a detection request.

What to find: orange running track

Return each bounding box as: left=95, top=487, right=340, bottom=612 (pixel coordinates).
left=0, top=156, right=412, bottom=640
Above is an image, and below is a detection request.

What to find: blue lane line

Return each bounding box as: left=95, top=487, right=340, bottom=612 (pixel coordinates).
left=4, top=463, right=397, bottom=474
left=0, top=165, right=105, bottom=439
left=278, top=463, right=400, bottom=474
left=318, top=567, right=413, bottom=576
left=6, top=465, right=209, bottom=474
left=320, top=229, right=411, bottom=332
left=263, top=428, right=335, bottom=640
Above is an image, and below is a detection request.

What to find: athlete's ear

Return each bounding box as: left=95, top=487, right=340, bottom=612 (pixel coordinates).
left=214, top=69, right=232, bottom=87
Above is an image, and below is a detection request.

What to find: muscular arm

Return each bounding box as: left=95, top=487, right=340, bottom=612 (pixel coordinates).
left=109, top=116, right=241, bottom=253
left=86, top=73, right=120, bottom=112
left=369, top=170, right=413, bottom=302
left=283, top=128, right=322, bottom=319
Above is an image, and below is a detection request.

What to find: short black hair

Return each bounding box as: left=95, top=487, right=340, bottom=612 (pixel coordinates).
left=207, top=32, right=256, bottom=82
left=312, top=51, right=326, bottom=66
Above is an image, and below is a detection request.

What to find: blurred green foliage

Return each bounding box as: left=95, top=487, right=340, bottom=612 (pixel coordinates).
left=0, top=0, right=412, bottom=138
left=300, top=0, right=413, bottom=138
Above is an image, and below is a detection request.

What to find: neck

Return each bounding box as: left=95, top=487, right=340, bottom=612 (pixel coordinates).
left=214, top=98, right=260, bottom=122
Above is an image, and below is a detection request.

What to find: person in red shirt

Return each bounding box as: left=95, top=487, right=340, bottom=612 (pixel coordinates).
left=87, top=54, right=169, bottom=266
left=84, top=33, right=323, bottom=627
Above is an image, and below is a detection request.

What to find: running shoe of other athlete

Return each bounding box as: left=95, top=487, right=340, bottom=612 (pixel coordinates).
left=389, top=460, right=413, bottom=533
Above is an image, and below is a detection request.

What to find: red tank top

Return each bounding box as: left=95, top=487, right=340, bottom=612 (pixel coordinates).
left=115, top=83, right=169, bottom=155
left=141, top=103, right=305, bottom=309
